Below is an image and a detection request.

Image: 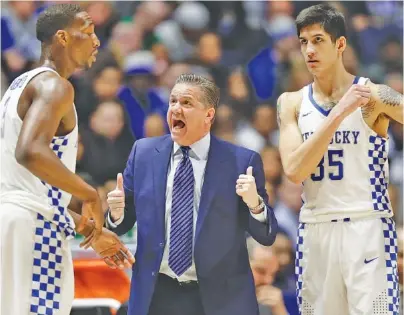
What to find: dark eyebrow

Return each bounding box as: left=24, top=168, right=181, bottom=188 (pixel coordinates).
left=299, top=34, right=325, bottom=40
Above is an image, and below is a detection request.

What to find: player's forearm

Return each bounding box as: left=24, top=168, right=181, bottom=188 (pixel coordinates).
left=68, top=209, right=94, bottom=237
left=68, top=196, right=83, bottom=214
left=16, top=145, right=97, bottom=202
left=284, top=110, right=344, bottom=183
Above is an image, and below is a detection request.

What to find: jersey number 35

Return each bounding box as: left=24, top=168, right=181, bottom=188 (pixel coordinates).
left=311, top=149, right=344, bottom=181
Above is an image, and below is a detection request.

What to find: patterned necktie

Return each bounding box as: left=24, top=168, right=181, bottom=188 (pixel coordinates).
left=168, top=146, right=194, bottom=276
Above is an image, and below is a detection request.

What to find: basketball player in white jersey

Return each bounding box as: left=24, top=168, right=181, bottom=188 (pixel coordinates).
left=277, top=4, right=403, bottom=315
left=0, top=4, right=134, bottom=315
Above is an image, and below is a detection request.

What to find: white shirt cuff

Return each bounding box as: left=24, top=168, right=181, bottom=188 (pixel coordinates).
left=249, top=206, right=267, bottom=222
left=106, top=210, right=125, bottom=228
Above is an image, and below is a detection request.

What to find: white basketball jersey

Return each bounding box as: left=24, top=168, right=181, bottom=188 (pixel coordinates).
left=0, top=67, right=78, bottom=238
left=298, top=76, right=393, bottom=223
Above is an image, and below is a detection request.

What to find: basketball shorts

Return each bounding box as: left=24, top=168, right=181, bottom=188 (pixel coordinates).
left=295, top=217, right=400, bottom=315
left=0, top=202, right=74, bottom=315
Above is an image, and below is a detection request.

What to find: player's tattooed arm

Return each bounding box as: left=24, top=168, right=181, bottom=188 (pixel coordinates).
left=369, top=83, right=403, bottom=124
left=378, top=85, right=403, bottom=107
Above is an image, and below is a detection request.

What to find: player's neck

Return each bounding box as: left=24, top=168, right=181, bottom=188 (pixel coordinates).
left=38, top=46, right=76, bottom=79
left=312, top=62, right=355, bottom=97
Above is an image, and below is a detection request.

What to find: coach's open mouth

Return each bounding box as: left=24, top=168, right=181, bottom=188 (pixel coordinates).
left=173, top=119, right=186, bottom=130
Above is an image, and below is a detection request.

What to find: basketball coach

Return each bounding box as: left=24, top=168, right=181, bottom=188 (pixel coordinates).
left=104, top=74, right=278, bottom=315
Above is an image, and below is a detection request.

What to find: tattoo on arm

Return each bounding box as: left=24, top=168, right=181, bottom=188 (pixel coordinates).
left=362, top=99, right=376, bottom=118
left=378, top=85, right=403, bottom=107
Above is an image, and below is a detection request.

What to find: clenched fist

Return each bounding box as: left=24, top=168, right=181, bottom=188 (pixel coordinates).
left=334, top=84, right=371, bottom=119
left=107, top=173, right=125, bottom=222
left=236, top=166, right=260, bottom=210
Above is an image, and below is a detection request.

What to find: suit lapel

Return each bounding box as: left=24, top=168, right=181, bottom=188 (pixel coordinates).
left=195, top=135, right=227, bottom=240
left=153, top=136, right=173, bottom=231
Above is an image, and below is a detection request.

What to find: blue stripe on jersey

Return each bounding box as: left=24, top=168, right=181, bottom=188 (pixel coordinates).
left=30, top=214, right=63, bottom=315
left=368, top=135, right=392, bottom=212
left=295, top=223, right=305, bottom=312
left=309, top=76, right=360, bottom=117
left=41, top=135, right=75, bottom=239
left=381, top=218, right=400, bottom=314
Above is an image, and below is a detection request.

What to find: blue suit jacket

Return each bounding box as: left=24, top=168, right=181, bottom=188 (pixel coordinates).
left=108, top=134, right=278, bottom=315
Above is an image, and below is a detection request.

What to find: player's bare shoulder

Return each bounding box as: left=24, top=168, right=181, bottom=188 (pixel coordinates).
left=18, top=71, right=75, bottom=121
left=31, top=72, right=74, bottom=106
left=277, top=89, right=304, bottom=127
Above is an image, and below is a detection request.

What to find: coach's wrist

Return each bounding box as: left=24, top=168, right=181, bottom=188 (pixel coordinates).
left=110, top=208, right=124, bottom=222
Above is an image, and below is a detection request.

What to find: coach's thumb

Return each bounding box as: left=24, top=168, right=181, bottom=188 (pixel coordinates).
left=246, top=166, right=253, bottom=176
left=116, top=173, right=124, bottom=191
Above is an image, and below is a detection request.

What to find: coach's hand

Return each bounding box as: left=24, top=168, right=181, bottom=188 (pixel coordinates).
left=91, top=228, right=135, bottom=269
left=107, top=173, right=125, bottom=222
left=236, top=166, right=260, bottom=209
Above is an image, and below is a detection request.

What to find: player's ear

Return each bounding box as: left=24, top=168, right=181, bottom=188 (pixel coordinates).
left=336, top=36, right=346, bottom=54
left=55, top=30, right=69, bottom=47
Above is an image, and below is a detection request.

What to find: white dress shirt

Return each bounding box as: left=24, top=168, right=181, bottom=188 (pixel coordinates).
left=108, top=133, right=267, bottom=282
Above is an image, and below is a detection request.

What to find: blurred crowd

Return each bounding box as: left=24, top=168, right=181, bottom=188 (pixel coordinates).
left=1, top=1, right=403, bottom=314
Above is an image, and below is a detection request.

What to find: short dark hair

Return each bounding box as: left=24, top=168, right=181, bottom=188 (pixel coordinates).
left=36, top=4, right=82, bottom=44
left=175, top=74, right=220, bottom=109
left=296, top=4, right=346, bottom=42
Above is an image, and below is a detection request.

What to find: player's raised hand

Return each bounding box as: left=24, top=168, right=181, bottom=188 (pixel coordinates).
left=107, top=173, right=125, bottom=222
left=335, top=84, right=371, bottom=118
left=236, top=166, right=260, bottom=208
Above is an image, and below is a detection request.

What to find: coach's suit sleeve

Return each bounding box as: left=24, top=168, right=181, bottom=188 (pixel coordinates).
left=245, top=152, right=278, bottom=246
left=105, top=142, right=137, bottom=236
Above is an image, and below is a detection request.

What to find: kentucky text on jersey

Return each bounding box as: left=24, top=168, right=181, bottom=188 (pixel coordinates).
left=302, top=130, right=360, bottom=144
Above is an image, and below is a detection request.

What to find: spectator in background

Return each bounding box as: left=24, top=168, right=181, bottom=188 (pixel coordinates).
left=260, top=146, right=282, bottom=186
left=79, top=101, right=133, bottom=185
left=224, top=67, right=257, bottom=118
left=74, top=66, right=123, bottom=126
left=155, top=2, right=210, bottom=62
left=274, top=176, right=302, bottom=247
left=1, top=1, right=40, bottom=81
left=212, top=104, right=237, bottom=143
left=193, top=32, right=229, bottom=89
left=85, top=2, right=119, bottom=48
left=271, top=230, right=295, bottom=293
left=265, top=181, right=277, bottom=208
left=247, top=236, right=289, bottom=315
left=144, top=113, right=167, bottom=138
left=236, top=105, right=278, bottom=153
